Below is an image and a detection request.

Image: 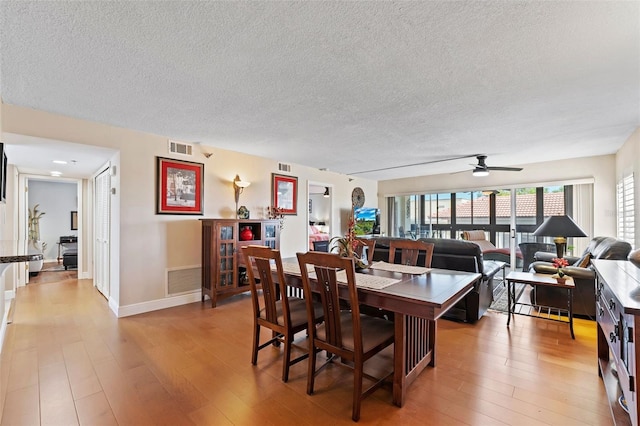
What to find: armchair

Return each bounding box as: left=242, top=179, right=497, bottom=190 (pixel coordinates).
left=530, top=236, right=632, bottom=318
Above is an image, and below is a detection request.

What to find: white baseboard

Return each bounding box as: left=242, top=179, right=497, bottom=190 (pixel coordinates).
left=0, top=297, right=14, bottom=354
left=111, top=291, right=201, bottom=318
left=5, top=289, right=15, bottom=301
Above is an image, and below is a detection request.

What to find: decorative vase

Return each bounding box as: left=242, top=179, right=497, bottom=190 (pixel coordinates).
left=355, top=260, right=368, bottom=272
left=240, top=226, right=254, bottom=241
left=556, top=277, right=567, bottom=284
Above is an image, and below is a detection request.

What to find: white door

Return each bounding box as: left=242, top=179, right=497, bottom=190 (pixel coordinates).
left=94, top=168, right=110, bottom=297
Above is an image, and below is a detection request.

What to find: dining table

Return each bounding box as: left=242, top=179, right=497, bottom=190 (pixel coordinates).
left=276, top=259, right=482, bottom=407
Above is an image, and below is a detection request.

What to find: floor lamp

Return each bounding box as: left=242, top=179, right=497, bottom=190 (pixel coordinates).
left=532, top=215, right=587, bottom=259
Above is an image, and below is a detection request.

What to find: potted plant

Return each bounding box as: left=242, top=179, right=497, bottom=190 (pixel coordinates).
left=28, top=204, right=46, bottom=274
left=330, top=214, right=367, bottom=270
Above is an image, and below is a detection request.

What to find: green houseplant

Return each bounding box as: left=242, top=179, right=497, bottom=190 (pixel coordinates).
left=329, top=214, right=367, bottom=269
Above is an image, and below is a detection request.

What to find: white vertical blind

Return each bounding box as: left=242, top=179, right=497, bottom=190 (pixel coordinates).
left=573, top=183, right=594, bottom=256
left=617, top=174, right=635, bottom=245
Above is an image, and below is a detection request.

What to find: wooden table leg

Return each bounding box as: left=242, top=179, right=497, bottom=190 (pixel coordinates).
left=392, top=312, right=435, bottom=407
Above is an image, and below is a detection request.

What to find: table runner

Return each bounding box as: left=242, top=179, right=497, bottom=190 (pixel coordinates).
left=335, top=270, right=401, bottom=290
left=369, top=261, right=431, bottom=275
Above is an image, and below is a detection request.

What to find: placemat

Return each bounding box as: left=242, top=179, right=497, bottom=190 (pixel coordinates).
left=334, top=270, right=401, bottom=290
left=369, top=261, right=431, bottom=275
left=274, top=261, right=316, bottom=276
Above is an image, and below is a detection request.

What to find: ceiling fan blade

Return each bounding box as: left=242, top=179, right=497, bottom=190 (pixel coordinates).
left=349, top=154, right=481, bottom=175
left=486, top=166, right=523, bottom=172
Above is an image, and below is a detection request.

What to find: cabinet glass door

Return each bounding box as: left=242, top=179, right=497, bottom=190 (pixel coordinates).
left=218, top=225, right=236, bottom=290
left=265, top=224, right=277, bottom=249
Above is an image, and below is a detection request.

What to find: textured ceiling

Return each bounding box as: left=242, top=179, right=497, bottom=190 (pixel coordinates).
left=0, top=1, right=638, bottom=180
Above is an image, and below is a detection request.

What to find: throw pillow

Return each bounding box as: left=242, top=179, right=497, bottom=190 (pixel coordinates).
left=574, top=252, right=592, bottom=268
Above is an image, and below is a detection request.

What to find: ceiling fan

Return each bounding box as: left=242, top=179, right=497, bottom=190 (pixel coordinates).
left=467, top=155, right=523, bottom=177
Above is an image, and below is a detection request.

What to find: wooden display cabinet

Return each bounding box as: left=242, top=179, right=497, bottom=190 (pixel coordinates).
left=201, top=219, right=280, bottom=307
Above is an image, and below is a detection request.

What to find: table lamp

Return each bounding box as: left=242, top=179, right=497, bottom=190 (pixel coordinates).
left=532, top=215, right=587, bottom=259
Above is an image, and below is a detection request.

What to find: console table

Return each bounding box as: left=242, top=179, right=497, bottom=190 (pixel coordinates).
left=57, top=235, right=77, bottom=263
left=593, top=259, right=640, bottom=426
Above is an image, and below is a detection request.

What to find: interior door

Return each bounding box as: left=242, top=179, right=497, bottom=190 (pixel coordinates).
left=94, top=167, right=110, bottom=297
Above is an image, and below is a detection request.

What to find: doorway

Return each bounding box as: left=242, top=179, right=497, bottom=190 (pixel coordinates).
left=18, top=175, right=82, bottom=286
left=307, top=182, right=332, bottom=251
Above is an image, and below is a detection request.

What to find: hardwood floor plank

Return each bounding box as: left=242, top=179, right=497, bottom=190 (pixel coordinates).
left=62, top=341, right=103, bottom=401
left=92, top=358, right=157, bottom=425
left=6, top=349, right=38, bottom=392
left=74, top=391, right=118, bottom=426
left=1, top=384, right=40, bottom=426
left=39, top=362, right=79, bottom=426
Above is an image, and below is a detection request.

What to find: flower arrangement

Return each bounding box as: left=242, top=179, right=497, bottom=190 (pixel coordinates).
left=330, top=213, right=367, bottom=269
left=267, top=206, right=285, bottom=230
left=552, top=257, right=569, bottom=278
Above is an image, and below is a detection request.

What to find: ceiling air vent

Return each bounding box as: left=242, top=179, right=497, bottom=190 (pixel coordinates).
left=168, top=140, right=193, bottom=156
left=278, top=163, right=291, bottom=172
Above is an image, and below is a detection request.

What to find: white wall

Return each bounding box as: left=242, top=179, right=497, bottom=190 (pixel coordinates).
left=28, top=180, right=77, bottom=261
left=1, top=104, right=378, bottom=316
left=309, top=193, right=330, bottom=224
left=616, top=127, right=640, bottom=248
left=378, top=154, right=617, bottom=239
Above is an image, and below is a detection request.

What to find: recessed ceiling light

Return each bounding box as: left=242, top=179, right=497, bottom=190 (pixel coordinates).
left=50, top=171, right=62, bottom=177
left=52, top=160, right=67, bottom=165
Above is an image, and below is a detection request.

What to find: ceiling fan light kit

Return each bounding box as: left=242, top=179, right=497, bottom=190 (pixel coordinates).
left=470, top=155, right=522, bottom=176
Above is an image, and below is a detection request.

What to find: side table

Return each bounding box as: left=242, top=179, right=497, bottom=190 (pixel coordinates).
left=505, top=271, right=575, bottom=339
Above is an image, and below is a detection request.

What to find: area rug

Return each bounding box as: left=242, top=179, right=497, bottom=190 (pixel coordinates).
left=41, top=264, right=66, bottom=272
left=489, top=282, right=526, bottom=312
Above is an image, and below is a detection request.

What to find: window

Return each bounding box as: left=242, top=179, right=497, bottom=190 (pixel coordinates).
left=386, top=183, right=588, bottom=249
left=617, top=174, right=635, bottom=245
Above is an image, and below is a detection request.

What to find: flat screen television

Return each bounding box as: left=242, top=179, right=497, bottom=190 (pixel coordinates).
left=354, top=207, right=380, bottom=235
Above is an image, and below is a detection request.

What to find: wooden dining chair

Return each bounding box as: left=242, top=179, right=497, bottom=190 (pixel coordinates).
left=296, top=251, right=394, bottom=422
left=242, top=245, right=322, bottom=382
left=355, top=238, right=376, bottom=265
left=388, top=239, right=434, bottom=267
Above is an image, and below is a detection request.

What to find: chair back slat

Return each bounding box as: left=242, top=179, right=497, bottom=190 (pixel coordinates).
left=254, top=256, right=280, bottom=324
left=243, top=245, right=292, bottom=327
left=313, top=265, right=343, bottom=347
left=388, top=239, right=434, bottom=267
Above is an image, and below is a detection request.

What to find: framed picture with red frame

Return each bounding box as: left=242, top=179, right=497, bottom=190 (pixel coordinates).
left=156, top=157, right=204, bottom=215
left=272, top=173, right=298, bottom=215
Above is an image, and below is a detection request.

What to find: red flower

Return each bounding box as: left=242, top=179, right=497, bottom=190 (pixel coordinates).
left=552, top=257, right=569, bottom=269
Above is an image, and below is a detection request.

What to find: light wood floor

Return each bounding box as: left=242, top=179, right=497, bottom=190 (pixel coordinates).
left=0, top=275, right=613, bottom=425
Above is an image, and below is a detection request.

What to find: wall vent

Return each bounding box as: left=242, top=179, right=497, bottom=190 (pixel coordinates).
left=167, top=266, right=201, bottom=295
left=168, top=140, right=194, bottom=156
left=278, top=163, right=291, bottom=172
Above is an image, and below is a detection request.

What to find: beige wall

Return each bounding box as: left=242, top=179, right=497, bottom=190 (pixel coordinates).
left=1, top=104, right=377, bottom=315
left=616, top=127, right=640, bottom=248
left=378, top=154, right=617, bottom=239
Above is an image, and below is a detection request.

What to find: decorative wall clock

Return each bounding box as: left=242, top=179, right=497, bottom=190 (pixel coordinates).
left=351, top=187, right=365, bottom=208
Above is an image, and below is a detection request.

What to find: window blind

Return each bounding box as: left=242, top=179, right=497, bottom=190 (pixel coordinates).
left=617, top=174, right=635, bottom=245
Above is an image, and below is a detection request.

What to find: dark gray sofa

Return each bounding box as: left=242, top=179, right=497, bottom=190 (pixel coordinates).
left=371, top=237, right=503, bottom=323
